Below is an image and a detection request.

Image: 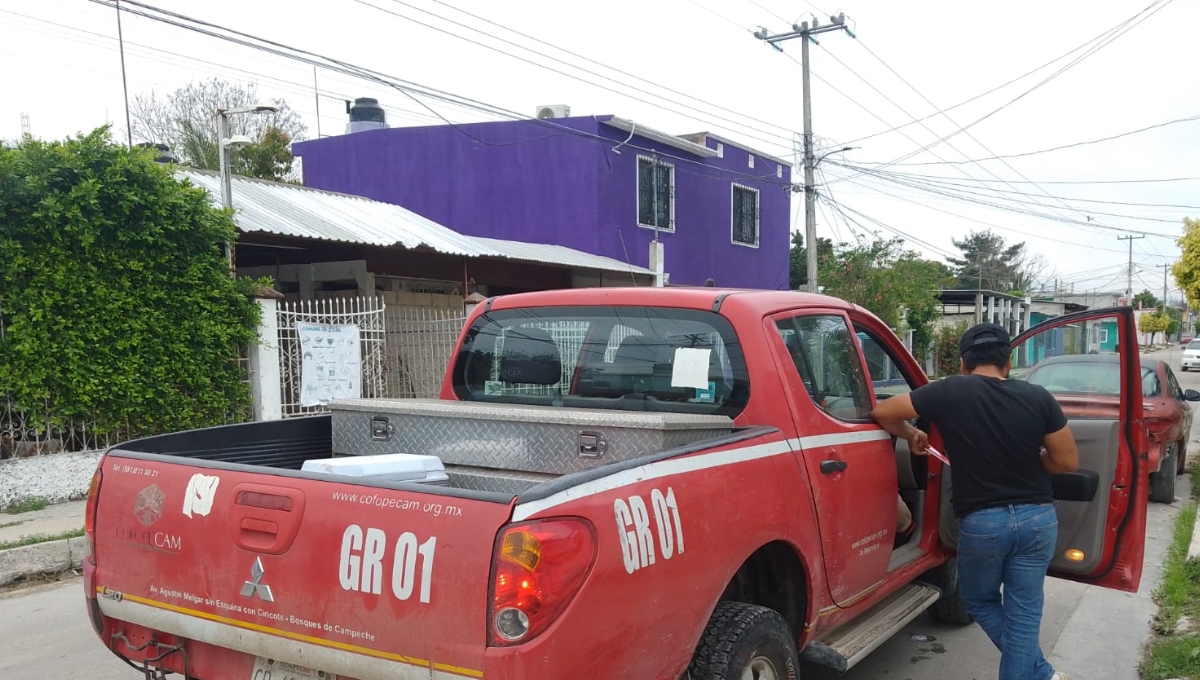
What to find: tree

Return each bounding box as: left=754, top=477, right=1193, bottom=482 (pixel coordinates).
left=949, top=230, right=1030, bottom=292
left=0, top=126, right=261, bottom=440
left=1133, top=289, right=1160, bottom=310
left=1173, top=218, right=1200, bottom=309
left=818, top=238, right=945, bottom=360
left=1139, top=311, right=1169, bottom=345
left=789, top=231, right=835, bottom=290
left=130, top=78, right=307, bottom=182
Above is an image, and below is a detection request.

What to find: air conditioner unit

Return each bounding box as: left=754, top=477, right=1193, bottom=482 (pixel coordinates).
left=535, top=104, right=571, bottom=119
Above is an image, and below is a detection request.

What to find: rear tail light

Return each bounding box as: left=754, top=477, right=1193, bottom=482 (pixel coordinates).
left=85, top=464, right=104, bottom=560
left=488, top=519, right=596, bottom=646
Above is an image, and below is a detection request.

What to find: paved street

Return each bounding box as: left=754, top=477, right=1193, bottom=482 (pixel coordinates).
left=0, top=345, right=1194, bottom=680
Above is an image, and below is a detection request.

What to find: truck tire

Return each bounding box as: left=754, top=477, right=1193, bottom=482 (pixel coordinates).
left=1150, top=444, right=1178, bottom=504
left=926, top=558, right=974, bottom=625
left=686, top=602, right=800, bottom=680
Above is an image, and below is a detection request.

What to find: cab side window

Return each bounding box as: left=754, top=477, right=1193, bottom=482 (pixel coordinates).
left=856, top=330, right=917, bottom=401
left=775, top=314, right=872, bottom=421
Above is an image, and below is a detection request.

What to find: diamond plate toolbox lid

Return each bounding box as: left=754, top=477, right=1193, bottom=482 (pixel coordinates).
left=327, top=398, right=735, bottom=431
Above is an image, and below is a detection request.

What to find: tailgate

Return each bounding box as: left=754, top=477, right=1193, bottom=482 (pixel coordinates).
left=92, top=452, right=514, bottom=680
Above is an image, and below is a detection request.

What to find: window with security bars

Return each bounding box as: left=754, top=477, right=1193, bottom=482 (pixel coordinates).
left=732, top=184, right=760, bottom=246
left=637, top=157, right=674, bottom=231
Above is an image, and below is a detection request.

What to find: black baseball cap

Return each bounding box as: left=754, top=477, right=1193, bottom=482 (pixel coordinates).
left=959, top=322, right=1012, bottom=355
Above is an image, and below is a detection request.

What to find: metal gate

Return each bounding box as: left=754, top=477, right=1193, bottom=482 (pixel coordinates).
left=277, top=297, right=387, bottom=417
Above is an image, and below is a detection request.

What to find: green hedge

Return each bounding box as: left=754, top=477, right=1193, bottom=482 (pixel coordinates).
left=0, top=127, right=261, bottom=439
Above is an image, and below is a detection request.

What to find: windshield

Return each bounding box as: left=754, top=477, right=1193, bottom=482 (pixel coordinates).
left=1026, top=360, right=1159, bottom=398
left=1189, top=341, right=1200, bottom=350
left=451, top=306, right=750, bottom=416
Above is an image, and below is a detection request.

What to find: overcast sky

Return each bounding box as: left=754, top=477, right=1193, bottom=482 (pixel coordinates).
left=2, top=0, right=1196, bottom=297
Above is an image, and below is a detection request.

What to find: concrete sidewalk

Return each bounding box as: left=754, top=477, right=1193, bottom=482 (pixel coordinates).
left=0, top=501, right=88, bottom=586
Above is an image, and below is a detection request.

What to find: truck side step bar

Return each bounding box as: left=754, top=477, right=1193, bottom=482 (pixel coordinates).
left=800, top=582, right=942, bottom=674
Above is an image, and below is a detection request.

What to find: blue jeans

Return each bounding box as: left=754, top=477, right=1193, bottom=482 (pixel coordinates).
left=958, top=503, right=1059, bottom=680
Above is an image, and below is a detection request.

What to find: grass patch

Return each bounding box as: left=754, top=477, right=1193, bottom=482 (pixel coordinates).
left=0, top=528, right=84, bottom=551
left=1152, top=503, right=1200, bottom=632
left=1143, top=494, right=1200, bottom=680
left=5, top=497, right=47, bottom=514
left=1143, top=635, right=1200, bottom=680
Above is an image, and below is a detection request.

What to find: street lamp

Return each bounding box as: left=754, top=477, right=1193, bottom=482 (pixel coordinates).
left=217, top=101, right=278, bottom=266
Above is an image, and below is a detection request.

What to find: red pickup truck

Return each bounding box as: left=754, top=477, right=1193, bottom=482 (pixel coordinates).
left=82, top=288, right=1150, bottom=680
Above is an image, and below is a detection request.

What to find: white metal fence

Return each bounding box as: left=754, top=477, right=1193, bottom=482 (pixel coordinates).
left=385, top=306, right=468, bottom=398
left=277, top=297, right=388, bottom=417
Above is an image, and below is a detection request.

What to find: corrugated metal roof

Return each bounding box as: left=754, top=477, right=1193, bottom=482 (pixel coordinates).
left=177, top=169, right=652, bottom=275
left=472, top=237, right=651, bottom=278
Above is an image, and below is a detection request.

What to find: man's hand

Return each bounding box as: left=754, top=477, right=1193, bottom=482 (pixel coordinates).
left=870, top=393, right=931, bottom=454
left=908, top=428, right=930, bottom=455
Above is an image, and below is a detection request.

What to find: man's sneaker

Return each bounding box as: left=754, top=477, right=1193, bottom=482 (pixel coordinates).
left=1051, top=673, right=1073, bottom=680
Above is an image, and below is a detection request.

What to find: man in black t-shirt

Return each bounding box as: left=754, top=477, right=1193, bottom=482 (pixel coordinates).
left=871, top=323, right=1080, bottom=680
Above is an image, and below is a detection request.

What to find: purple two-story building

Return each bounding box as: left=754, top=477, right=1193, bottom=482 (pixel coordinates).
left=292, top=113, right=793, bottom=290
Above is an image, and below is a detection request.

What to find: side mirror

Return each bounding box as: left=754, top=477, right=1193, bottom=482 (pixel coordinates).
left=1185, top=389, right=1200, bottom=402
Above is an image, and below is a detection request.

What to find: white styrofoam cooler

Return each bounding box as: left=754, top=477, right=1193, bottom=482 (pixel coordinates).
left=302, top=453, right=450, bottom=485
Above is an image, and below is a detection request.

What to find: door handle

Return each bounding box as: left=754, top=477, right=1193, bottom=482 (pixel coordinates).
left=820, top=459, right=848, bottom=474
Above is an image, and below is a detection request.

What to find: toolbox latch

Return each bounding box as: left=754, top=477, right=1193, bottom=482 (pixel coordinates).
left=578, top=431, right=607, bottom=458
left=371, top=416, right=394, bottom=441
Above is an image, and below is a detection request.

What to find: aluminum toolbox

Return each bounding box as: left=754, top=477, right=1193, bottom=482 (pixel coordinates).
left=328, top=398, right=735, bottom=486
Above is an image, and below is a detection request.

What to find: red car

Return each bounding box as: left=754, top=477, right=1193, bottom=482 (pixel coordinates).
left=1024, top=353, right=1198, bottom=503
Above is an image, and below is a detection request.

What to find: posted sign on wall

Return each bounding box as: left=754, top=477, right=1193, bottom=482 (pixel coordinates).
left=297, top=322, right=362, bottom=406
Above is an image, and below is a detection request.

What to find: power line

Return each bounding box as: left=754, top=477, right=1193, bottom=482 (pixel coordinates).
left=351, top=0, right=800, bottom=154
left=830, top=173, right=1173, bottom=254
left=823, top=166, right=1200, bottom=210
left=827, top=161, right=1182, bottom=237
left=684, top=0, right=753, bottom=32
left=879, top=112, right=1200, bottom=166
left=425, top=0, right=802, bottom=138
left=835, top=30, right=1187, bottom=231
left=89, top=0, right=798, bottom=189
left=875, top=0, right=1174, bottom=168
left=810, top=38, right=1110, bottom=237
left=823, top=168, right=1200, bottom=186
left=840, top=0, right=1172, bottom=148
left=0, top=8, right=450, bottom=129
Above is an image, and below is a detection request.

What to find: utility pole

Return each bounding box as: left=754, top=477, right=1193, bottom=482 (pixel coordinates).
left=756, top=14, right=855, bottom=293
left=1157, top=263, right=1171, bottom=312
left=1117, top=234, right=1144, bottom=304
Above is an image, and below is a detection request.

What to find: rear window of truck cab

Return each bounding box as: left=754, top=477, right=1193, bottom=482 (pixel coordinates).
left=451, top=306, right=751, bottom=416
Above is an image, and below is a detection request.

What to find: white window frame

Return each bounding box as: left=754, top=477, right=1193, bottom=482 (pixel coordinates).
left=730, top=183, right=760, bottom=248
left=636, top=155, right=675, bottom=233
left=1099, top=328, right=1109, bottom=344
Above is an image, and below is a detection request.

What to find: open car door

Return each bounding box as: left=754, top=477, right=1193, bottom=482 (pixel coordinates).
left=1010, top=306, right=1149, bottom=593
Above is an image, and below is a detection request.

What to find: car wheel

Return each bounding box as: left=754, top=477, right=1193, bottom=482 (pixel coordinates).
left=687, top=602, right=800, bottom=680
left=1150, top=444, right=1178, bottom=504
left=924, top=557, right=974, bottom=625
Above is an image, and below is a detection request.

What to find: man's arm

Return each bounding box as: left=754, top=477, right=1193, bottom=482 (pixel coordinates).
left=1041, top=425, right=1079, bottom=474
left=870, top=393, right=929, bottom=454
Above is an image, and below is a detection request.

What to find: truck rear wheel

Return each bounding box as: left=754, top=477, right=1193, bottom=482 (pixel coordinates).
left=687, top=602, right=800, bottom=680
left=926, top=557, right=974, bottom=625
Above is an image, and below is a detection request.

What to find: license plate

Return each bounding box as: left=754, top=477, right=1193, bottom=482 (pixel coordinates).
left=249, top=657, right=336, bottom=680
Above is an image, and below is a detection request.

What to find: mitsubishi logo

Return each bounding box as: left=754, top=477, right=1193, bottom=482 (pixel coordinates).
left=240, top=557, right=274, bottom=602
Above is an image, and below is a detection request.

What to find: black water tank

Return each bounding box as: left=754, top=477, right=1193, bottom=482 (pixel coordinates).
left=346, top=97, right=387, bottom=133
